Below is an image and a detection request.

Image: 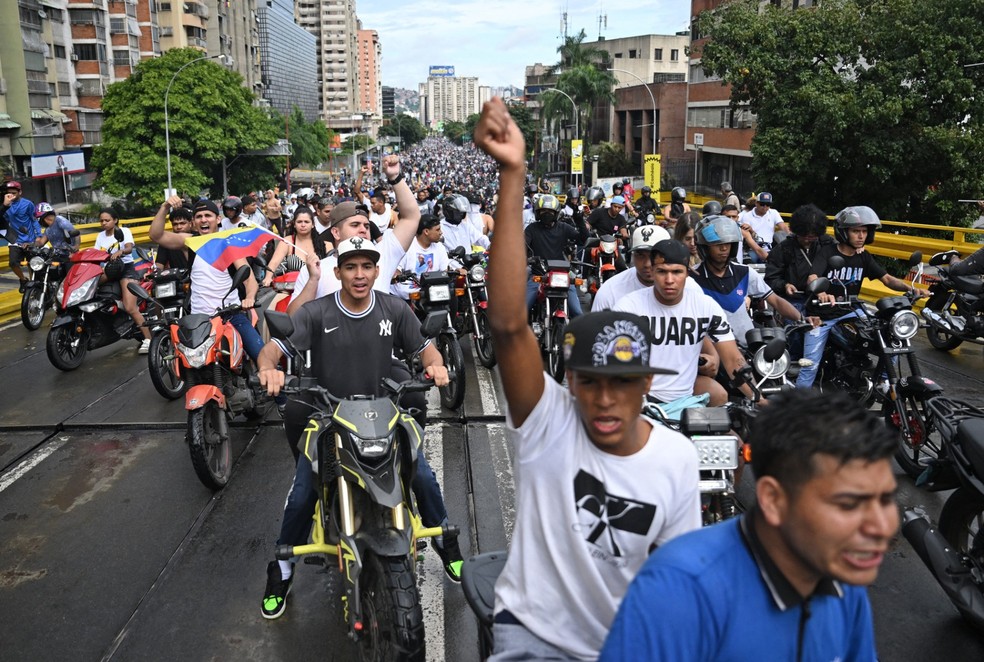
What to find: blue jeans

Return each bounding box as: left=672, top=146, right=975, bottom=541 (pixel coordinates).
left=229, top=312, right=264, bottom=362
left=277, top=440, right=448, bottom=548
left=525, top=277, right=582, bottom=317
left=796, top=310, right=863, bottom=388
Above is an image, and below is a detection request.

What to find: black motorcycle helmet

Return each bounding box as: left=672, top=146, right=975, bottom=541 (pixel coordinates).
left=640, top=186, right=652, bottom=195
left=586, top=186, right=605, bottom=208
left=565, top=187, right=580, bottom=208
left=671, top=187, right=687, bottom=203
left=440, top=194, right=470, bottom=225
left=534, top=195, right=561, bottom=226
left=702, top=200, right=722, bottom=216
left=222, top=196, right=243, bottom=217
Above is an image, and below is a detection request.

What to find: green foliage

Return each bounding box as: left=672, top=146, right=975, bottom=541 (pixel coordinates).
left=342, top=134, right=374, bottom=153
left=283, top=107, right=332, bottom=168
left=442, top=120, right=468, bottom=145
left=594, top=142, right=635, bottom=178
left=547, top=29, right=616, bottom=144
left=696, top=0, right=984, bottom=224
left=505, top=103, right=538, bottom=155
left=92, top=48, right=278, bottom=205
left=379, top=114, right=427, bottom=147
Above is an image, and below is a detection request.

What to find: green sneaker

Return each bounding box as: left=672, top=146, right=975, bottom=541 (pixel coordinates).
left=261, top=561, right=293, bottom=619
left=432, top=536, right=463, bottom=583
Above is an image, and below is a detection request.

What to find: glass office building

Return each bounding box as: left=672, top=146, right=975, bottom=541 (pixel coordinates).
left=258, top=0, right=319, bottom=121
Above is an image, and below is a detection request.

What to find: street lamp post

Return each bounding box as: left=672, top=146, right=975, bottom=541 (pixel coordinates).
left=607, top=67, right=657, bottom=156
left=165, top=54, right=228, bottom=197
left=540, top=88, right=579, bottom=188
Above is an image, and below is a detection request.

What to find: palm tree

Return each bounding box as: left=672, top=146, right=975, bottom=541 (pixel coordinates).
left=543, top=29, right=616, bottom=145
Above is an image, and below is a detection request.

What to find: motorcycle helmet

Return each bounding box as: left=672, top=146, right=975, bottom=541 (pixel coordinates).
left=586, top=186, right=605, bottom=207
left=35, top=202, right=55, bottom=219
left=440, top=194, right=470, bottom=225
left=103, top=259, right=126, bottom=281
left=721, top=181, right=733, bottom=193
left=833, top=206, right=880, bottom=245
left=612, top=181, right=624, bottom=194
left=534, top=194, right=561, bottom=226
left=702, top=200, right=722, bottom=216
left=671, top=187, right=687, bottom=203
left=695, top=214, right=742, bottom=262
left=622, top=178, right=631, bottom=185
left=640, top=186, right=652, bottom=195
left=222, top=196, right=243, bottom=217
left=565, top=187, right=580, bottom=207
left=294, top=187, right=315, bottom=204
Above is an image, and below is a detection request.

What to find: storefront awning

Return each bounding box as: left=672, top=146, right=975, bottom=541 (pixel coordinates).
left=0, top=113, right=20, bottom=130
left=47, top=109, right=70, bottom=123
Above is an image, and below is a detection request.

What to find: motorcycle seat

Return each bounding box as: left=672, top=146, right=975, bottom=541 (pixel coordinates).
left=952, top=275, right=984, bottom=295
left=956, top=417, right=984, bottom=476
left=545, top=259, right=571, bottom=272
left=461, top=551, right=508, bottom=628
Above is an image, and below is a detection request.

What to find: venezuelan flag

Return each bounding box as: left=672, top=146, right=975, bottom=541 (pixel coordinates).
left=184, top=226, right=278, bottom=271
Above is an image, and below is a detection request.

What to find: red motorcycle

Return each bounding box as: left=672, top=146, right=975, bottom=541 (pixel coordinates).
left=529, top=258, right=578, bottom=382
left=46, top=247, right=152, bottom=371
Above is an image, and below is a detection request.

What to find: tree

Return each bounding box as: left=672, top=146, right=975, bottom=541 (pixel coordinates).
left=282, top=107, right=332, bottom=169
left=696, top=0, right=984, bottom=224
left=92, top=48, right=278, bottom=204
left=378, top=114, right=426, bottom=147
left=505, top=103, right=538, bottom=155
left=442, top=120, right=468, bottom=145
left=546, top=29, right=616, bottom=145
left=594, top=142, right=635, bottom=178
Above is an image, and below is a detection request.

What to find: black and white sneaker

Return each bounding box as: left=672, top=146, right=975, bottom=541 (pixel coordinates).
left=432, top=536, right=463, bottom=583
left=260, top=561, right=293, bottom=619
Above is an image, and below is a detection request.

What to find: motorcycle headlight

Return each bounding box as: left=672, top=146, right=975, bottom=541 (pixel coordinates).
left=752, top=347, right=790, bottom=379
left=29, top=256, right=45, bottom=271
left=155, top=281, right=177, bottom=299
left=55, top=281, right=65, bottom=305
left=548, top=272, right=570, bottom=289
left=468, top=265, right=486, bottom=282
left=65, top=277, right=100, bottom=308
left=177, top=336, right=215, bottom=369
left=428, top=284, right=451, bottom=302
left=353, top=435, right=391, bottom=458
left=891, top=310, right=919, bottom=340
left=692, top=435, right=739, bottom=470
left=601, top=240, right=617, bottom=254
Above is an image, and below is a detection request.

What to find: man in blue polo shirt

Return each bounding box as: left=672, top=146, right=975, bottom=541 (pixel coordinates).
left=601, top=388, right=899, bottom=661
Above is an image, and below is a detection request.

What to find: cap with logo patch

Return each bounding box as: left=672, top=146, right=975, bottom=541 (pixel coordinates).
left=4, top=180, right=22, bottom=190
left=192, top=199, right=220, bottom=215
left=336, top=236, right=380, bottom=264
left=562, top=311, right=676, bottom=376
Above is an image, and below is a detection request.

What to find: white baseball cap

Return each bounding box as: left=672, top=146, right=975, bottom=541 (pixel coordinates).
left=336, top=236, right=380, bottom=264
left=630, top=225, right=671, bottom=252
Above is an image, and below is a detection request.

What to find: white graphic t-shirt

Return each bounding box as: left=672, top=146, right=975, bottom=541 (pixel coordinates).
left=391, top=237, right=450, bottom=299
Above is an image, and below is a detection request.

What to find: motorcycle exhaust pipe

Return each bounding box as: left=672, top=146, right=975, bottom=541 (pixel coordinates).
left=902, top=508, right=984, bottom=630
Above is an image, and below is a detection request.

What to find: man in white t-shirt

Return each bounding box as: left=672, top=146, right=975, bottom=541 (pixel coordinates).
left=392, top=214, right=450, bottom=300
left=287, top=155, right=420, bottom=314
left=614, top=239, right=758, bottom=406
left=367, top=189, right=397, bottom=233
left=591, top=224, right=671, bottom=311
left=738, top=191, right=789, bottom=262
left=475, top=97, right=701, bottom=660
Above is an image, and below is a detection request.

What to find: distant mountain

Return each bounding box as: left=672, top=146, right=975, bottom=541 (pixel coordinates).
left=392, top=87, right=418, bottom=114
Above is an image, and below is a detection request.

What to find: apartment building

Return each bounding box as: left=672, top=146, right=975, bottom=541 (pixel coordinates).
left=258, top=0, right=319, bottom=121
left=295, top=0, right=361, bottom=133
left=418, top=73, right=488, bottom=129
left=357, top=28, right=381, bottom=119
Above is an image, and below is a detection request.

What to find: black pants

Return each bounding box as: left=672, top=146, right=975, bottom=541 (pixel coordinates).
left=949, top=246, right=984, bottom=278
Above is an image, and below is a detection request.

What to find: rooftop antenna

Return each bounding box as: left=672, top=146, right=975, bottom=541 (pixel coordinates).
left=560, top=8, right=568, bottom=40
left=597, top=5, right=607, bottom=40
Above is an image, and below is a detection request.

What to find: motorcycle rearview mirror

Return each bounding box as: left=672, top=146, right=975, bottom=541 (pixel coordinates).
left=68, top=228, right=81, bottom=239
left=230, top=264, right=251, bottom=291
left=421, top=310, right=445, bottom=338
left=127, top=282, right=151, bottom=301
left=826, top=254, right=846, bottom=270
left=135, top=246, right=153, bottom=263
left=763, top=337, right=786, bottom=362
left=264, top=310, right=295, bottom=341
left=908, top=251, right=923, bottom=268
left=450, top=245, right=466, bottom=260
left=807, top=277, right=830, bottom=295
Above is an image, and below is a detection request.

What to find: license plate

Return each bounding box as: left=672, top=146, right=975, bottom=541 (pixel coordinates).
left=155, top=282, right=177, bottom=298
left=429, top=285, right=450, bottom=302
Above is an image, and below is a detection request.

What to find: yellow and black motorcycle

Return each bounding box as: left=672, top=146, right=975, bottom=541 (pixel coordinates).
left=266, top=312, right=457, bottom=661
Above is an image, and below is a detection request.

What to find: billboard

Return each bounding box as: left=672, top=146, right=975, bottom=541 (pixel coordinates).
left=429, top=65, right=455, bottom=77
left=570, top=140, right=583, bottom=175
left=31, top=151, right=85, bottom=179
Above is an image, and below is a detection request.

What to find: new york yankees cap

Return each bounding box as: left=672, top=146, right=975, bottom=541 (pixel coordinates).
left=630, top=225, right=670, bottom=252
left=563, top=311, right=676, bottom=377
left=336, top=236, right=380, bottom=264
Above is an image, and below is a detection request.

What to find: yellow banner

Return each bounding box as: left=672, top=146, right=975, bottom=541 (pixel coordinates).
left=571, top=140, right=583, bottom=175
left=644, top=154, right=661, bottom=192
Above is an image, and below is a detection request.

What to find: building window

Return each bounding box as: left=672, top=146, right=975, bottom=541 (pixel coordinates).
left=54, top=44, right=67, bottom=59
left=654, top=48, right=663, bottom=61
left=58, top=81, right=71, bottom=97
left=628, top=49, right=637, bottom=58
left=113, top=50, right=132, bottom=66
left=614, top=52, right=622, bottom=58
left=74, top=43, right=107, bottom=62
left=671, top=49, right=679, bottom=62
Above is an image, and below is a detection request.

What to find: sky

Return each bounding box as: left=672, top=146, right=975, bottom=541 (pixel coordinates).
left=356, top=0, right=693, bottom=91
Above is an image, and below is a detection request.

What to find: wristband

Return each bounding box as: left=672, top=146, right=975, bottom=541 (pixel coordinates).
left=387, top=172, right=404, bottom=186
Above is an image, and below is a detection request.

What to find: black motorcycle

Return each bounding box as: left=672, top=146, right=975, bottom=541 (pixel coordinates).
left=395, top=268, right=466, bottom=410
left=529, top=257, right=574, bottom=382
left=901, top=395, right=984, bottom=632
left=448, top=247, right=496, bottom=369
left=20, top=244, right=72, bottom=330
left=922, top=249, right=984, bottom=352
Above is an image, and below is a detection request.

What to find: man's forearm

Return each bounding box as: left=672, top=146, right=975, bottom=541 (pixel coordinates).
left=286, top=280, right=317, bottom=314
left=487, top=162, right=527, bottom=333
left=257, top=341, right=284, bottom=372
left=150, top=202, right=168, bottom=242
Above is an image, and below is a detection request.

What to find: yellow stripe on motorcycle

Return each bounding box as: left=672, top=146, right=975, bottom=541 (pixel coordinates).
left=302, top=419, right=320, bottom=462
left=341, top=464, right=367, bottom=489
left=332, top=412, right=359, bottom=433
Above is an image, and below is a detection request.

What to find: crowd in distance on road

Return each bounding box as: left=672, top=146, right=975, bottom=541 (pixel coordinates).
left=5, top=97, right=984, bottom=660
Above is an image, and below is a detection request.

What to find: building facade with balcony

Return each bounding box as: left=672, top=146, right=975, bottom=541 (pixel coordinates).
left=296, top=0, right=361, bottom=133
left=357, top=28, right=381, bottom=119
left=206, top=0, right=261, bottom=96
left=418, top=74, right=487, bottom=129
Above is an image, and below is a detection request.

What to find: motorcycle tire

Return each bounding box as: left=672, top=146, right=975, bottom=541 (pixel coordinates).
left=938, top=487, right=984, bottom=566
left=357, top=552, right=425, bottom=662
left=472, top=308, right=497, bottom=369
left=188, top=402, right=232, bottom=490
left=148, top=331, right=185, bottom=400
left=46, top=323, right=88, bottom=371
left=546, top=319, right=567, bottom=383
left=886, top=396, right=942, bottom=479
left=925, top=308, right=964, bottom=351
left=438, top=333, right=465, bottom=410
left=20, top=286, right=46, bottom=331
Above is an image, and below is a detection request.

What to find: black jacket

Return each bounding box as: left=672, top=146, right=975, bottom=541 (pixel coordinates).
left=765, top=234, right=836, bottom=295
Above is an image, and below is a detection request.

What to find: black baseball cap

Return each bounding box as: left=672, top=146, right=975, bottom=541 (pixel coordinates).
left=193, top=199, right=220, bottom=215
left=562, top=311, right=676, bottom=376
left=650, top=239, right=691, bottom=267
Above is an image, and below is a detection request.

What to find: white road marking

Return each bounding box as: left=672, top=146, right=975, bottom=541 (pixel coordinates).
left=426, top=387, right=441, bottom=418
left=0, top=436, right=69, bottom=494
left=476, top=365, right=501, bottom=416
left=486, top=423, right=515, bottom=542
left=420, top=424, right=446, bottom=662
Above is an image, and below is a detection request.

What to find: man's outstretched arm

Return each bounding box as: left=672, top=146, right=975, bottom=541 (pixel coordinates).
left=475, top=98, right=543, bottom=428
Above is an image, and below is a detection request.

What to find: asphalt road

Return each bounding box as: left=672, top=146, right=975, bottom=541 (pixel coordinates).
left=1, top=312, right=983, bottom=661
